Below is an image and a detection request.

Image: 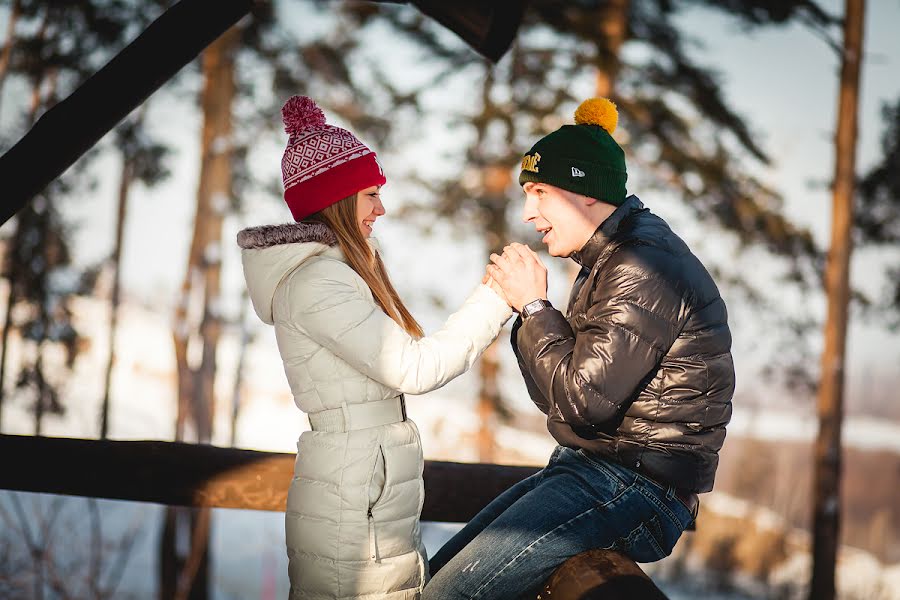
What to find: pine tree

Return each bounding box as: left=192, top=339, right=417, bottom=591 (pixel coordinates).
left=0, top=0, right=136, bottom=431
left=856, top=98, right=900, bottom=328
left=811, top=1, right=865, bottom=597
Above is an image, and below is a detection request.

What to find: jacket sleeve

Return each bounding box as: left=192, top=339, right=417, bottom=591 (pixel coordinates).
left=515, top=250, right=685, bottom=430
left=283, top=259, right=513, bottom=395
left=510, top=316, right=551, bottom=415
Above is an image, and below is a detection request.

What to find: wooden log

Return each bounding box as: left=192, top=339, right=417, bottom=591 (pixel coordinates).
left=1, top=435, right=665, bottom=594
left=0, top=434, right=538, bottom=520
left=537, top=549, right=669, bottom=600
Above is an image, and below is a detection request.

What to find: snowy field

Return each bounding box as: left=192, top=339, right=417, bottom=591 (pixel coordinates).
left=2, top=296, right=899, bottom=598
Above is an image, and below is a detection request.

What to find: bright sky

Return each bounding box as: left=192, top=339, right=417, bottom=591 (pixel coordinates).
left=1, top=0, right=898, bottom=406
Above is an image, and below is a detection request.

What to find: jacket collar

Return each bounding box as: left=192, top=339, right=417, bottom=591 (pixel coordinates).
left=571, top=195, right=644, bottom=268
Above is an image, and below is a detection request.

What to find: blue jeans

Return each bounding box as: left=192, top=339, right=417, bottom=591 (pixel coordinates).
left=422, top=446, right=693, bottom=600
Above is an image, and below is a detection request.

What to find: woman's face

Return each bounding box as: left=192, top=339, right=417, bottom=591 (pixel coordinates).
left=356, top=185, right=385, bottom=238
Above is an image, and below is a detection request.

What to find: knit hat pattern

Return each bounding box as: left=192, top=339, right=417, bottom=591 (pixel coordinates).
left=280, top=96, right=386, bottom=221
left=519, top=98, right=627, bottom=206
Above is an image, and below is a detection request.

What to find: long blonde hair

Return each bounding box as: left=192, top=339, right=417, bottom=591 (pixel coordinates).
left=306, top=195, right=424, bottom=338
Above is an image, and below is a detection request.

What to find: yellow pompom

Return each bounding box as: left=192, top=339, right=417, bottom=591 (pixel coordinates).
left=574, top=98, right=618, bottom=134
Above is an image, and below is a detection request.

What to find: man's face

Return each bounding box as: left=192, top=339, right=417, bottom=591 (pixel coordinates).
left=521, top=182, right=593, bottom=257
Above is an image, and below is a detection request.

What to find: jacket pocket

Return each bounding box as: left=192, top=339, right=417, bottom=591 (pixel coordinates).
left=366, top=444, right=387, bottom=562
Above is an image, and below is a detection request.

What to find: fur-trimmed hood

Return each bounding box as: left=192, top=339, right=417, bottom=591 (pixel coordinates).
left=238, top=222, right=341, bottom=325
left=237, top=221, right=336, bottom=250
left=237, top=221, right=382, bottom=325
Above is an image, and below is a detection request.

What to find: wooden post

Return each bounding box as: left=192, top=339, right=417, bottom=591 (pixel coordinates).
left=810, top=1, right=865, bottom=599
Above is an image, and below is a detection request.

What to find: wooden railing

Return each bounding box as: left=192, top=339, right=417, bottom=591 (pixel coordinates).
left=0, top=434, right=670, bottom=599
left=0, top=434, right=538, bottom=520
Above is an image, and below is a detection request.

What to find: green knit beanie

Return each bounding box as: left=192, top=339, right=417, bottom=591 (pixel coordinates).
left=518, top=98, right=627, bottom=206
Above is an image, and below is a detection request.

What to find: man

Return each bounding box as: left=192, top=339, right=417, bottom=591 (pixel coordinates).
left=422, top=98, right=734, bottom=600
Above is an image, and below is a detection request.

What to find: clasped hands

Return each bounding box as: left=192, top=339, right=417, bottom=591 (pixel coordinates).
left=482, top=243, right=548, bottom=312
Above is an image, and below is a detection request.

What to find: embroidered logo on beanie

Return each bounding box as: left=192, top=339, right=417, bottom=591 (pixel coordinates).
left=522, top=152, right=541, bottom=173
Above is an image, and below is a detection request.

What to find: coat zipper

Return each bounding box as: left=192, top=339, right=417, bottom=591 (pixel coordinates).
left=368, top=508, right=379, bottom=562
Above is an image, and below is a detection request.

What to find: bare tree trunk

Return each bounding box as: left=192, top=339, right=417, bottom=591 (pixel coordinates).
left=31, top=67, right=58, bottom=438
left=162, top=25, right=239, bottom=600
left=809, top=2, right=865, bottom=599
left=473, top=65, right=513, bottom=463
left=159, top=507, right=179, bottom=600
left=595, top=0, right=628, bottom=98
left=563, top=0, right=630, bottom=287
left=100, top=153, right=134, bottom=439
left=0, top=233, right=18, bottom=426
left=477, top=340, right=499, bottom=461
left=193, top=24, right=237, bottom=443
left=0, top=0, right=22, bottom=118
left=174, top=507, right=211, bottom=600
left=230, top=293, right=250, bottom=447
left=34, top=348, right=45, bottom=436
left=0, top=16, right=47, bottom=429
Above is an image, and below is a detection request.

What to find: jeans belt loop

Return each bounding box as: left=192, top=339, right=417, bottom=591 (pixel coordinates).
left=665, top=485, right=676, bottom=501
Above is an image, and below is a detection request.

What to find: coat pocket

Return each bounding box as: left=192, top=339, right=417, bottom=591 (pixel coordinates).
left=366, top=444, right=387, bottom=562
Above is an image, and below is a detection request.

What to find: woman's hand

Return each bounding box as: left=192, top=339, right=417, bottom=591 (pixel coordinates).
left=483, top=270, right=512, bottom=307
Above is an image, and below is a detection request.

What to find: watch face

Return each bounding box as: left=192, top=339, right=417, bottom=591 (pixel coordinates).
left=525, top=300, right=545, bottom=316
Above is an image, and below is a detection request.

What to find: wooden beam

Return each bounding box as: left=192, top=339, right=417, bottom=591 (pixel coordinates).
left=0, top=0, right=256, bottom=227
left=1, top=435, right=668, bottom=597
left=0, top=434, right=538, bottom=520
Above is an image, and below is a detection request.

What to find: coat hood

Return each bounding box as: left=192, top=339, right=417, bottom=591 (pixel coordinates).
left=238, top=221, right=339, bottom=325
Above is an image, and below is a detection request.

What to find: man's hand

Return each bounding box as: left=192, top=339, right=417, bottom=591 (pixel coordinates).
left=486, top=243, right=548, bottom=312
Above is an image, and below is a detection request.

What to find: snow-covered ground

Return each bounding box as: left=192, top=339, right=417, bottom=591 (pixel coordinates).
left=2, top=296, right=899, bottom=598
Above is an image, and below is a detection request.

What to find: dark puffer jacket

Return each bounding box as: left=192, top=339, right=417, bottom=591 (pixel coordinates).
left=513, top=195, right=734, bottom=493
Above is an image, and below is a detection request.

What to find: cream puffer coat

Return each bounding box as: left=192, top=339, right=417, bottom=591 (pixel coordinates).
left=238, top=221, right=512, bottom=600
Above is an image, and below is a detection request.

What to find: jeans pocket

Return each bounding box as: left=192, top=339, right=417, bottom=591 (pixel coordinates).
left=608, top=514, right=668, bottom=563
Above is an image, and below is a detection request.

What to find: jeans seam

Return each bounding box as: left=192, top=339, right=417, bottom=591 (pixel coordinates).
left=537, top=446, right=564, bottom=484
left=469, top=506, right=599, bottom=599
left=637, top=519, right=667, bottom=560
left=575, top=450, right=630, bottom=488
left=636, top=483, right=686, bottom=531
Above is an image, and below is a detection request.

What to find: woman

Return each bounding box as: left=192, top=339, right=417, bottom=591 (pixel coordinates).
left=237, top=96, right=512, bottom=599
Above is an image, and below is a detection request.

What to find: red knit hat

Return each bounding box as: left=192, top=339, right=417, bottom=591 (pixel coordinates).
left=280, top=96, right=386, bottom=221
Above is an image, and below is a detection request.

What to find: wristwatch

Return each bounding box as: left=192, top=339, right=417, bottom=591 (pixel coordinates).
left=522, top=298, right=552, bottom=319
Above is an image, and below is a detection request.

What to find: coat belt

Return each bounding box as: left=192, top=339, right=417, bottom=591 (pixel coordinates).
left=307, top=395, right=407, bottom=432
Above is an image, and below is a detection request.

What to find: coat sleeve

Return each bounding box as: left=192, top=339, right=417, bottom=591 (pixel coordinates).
left=510, top=316, right=551, bottom=415
left=515, top=249, right=685, bottom=430
left=282, top=259, right=513, bottom=395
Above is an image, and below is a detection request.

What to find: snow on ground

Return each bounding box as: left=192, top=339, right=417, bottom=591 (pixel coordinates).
left=727, top=405, right=900, bottom=454
left=3, top=296, right=900, bottom=598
